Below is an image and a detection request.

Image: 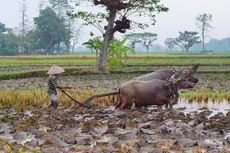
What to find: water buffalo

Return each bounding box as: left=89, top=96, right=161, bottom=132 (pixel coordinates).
left=131, top=65, right=199, bottom=105
left=134, top=65, right=199, bottom=84
left=82, top=65, right=199, bottom=109
left=119, top=74, right=195, bottom=109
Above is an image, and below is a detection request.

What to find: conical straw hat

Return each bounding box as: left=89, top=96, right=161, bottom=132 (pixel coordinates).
left=47, top=65, right=65, bottom=74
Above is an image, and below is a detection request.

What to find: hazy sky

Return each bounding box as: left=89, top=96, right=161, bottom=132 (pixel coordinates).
left=0, top=0, right=230, bottom=45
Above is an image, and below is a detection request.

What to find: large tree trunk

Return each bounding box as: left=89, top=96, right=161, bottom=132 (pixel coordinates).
left=97, top=10, right=116, bottom=72
left=202, top=25, right=205, bottom=52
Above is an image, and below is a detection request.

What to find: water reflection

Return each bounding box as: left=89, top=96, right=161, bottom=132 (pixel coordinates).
left=175, top=99, right=230, bottom=116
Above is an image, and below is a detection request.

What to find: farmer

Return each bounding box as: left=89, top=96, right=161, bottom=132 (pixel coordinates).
left=47, top=65, right=72, bottom=108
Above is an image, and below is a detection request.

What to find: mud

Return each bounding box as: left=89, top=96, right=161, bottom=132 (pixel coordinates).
left=0, top=105, right=229, bottom=153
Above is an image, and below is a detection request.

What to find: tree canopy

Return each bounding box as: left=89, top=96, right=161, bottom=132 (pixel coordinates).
left=164, top=38, right=177, bottom=51
left=0, top=22, right=6, bottom=33
left=34, top=7, right=71, bottom=54
left=69, top=0, right=168, bottom=71
left=176, top=31, right=200, bottom=52
left=196, top=13, right=212, bottom=52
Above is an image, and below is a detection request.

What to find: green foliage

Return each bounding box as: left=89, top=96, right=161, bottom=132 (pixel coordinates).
left=34, top=7, right=71, bottom=54
left=164, top=38, right=177, bottom=51
left=83, top=37, right=102, bottom=53
left=176, top=31, right=201, bottom=52
left=0, top=28, right=19, bottom=55
left=69, top=0, right=168, bottom=70
left=69, top=0, right=168, bottom=34
left=107, top=38, right=132, bottom=69
left=69, top=11, right=106, bottom=34
left=0, top=22, right=6, bottom=33
left=83, top=37, right=102, bottom=62
left=126, top=33, right=142, bottom=51
left=126, top=32, right=157, bottom=53
left=83, top=37, right=132, bottom=69
left=141, top=32, right=157, bottom=53
left=49, top=0, right=68, bottom=9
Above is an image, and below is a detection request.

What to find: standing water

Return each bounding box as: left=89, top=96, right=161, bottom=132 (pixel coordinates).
left=175, top=99, right=230, bottom=117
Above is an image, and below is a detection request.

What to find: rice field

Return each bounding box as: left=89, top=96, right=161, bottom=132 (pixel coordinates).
left=0, top=53, right=230, bottom=106
left=0, top=53, right=230, bottom=153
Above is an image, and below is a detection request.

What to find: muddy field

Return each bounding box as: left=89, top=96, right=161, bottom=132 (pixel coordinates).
left=0, top=72, right=230, bottom=92
left=0, top=72, right=230, bottom=152
left=0, top=61, right=230, bottom=152
left=0, top=105, right=230, bottom=153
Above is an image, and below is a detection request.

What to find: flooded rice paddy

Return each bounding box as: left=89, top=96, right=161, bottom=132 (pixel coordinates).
left=0, top=71, right=230, bottom=152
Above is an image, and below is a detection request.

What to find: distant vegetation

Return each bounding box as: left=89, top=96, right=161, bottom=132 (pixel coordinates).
left=0, top=0, right=230, bottom=71
left=1, top=53, right=230, bottom=80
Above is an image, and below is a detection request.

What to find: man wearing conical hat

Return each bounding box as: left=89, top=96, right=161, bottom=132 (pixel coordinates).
left=47, top=65, right=72, bottom=108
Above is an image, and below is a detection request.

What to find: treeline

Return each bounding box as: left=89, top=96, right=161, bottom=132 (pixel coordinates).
left=130, top=37, right=230, bottom=52
left=191, top=37, right=230, bottom=52
left=0, top=0, right=77, bottom=56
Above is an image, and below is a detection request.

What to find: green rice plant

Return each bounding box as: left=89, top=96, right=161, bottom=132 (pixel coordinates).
left=180, top=90, right=230, bottom=103
left=1, top=53, right=230, bottom=68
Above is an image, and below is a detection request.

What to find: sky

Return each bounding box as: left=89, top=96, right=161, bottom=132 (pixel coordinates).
left=0, top=0, right=230, bottom=45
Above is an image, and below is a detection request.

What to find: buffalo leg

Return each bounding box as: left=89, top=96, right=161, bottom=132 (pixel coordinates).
left=165, top=103, right=168, bottom=109
left=163, top=99, right=173, bottom=111
left=172, top=92, right=179, bottom=105
left=169, top=100, right=173, bottom=111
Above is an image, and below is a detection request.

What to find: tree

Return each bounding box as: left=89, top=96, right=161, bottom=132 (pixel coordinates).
left=126, top=33, right=142, bottom=52
left=83, top=37, right=102, bottom=62
left=164, top=38, right=177, bottom=51
left=34, top=7, right=71, bottom=54
left=0, top=28, right=19, bottom=55
left=69, top=0, right=168, bottom=71
left=176, top=31, right=200, bottom=52
left=0, top=22, right=6, bottom=33
left=141, top=32, right=157, bottom=53
left=107, top=38, right=132, bottom=69
left=71, top=27, right=81, bottom=53
left=26, top=29, right=43, bottom=54
left=196, top=13, right=212, bottom=52
left=0, top=22, right=6, bottom=50
left=19, top=0, right=30, bottom=54
left=49, top=0, right=70, bottom=17
left=83, top=37, right=131, bottom=69
left=49, top=0, right=74, bottom=51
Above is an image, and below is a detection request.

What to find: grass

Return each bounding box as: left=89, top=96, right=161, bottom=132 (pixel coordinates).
left=1, top=53, right=230, bottom=67
left=0, top=67, right=97, bottom=80
left=0, top=58, right=95, bottom=67
left=0, top=53, right=229, bottom=106
left=0, top=53, right=230, bottom=80
left=1, top=52, right=230, bottom=59
left=181, top=90, right=230, bottom=103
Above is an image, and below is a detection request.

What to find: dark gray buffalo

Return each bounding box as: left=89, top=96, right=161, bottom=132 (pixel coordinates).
left=119, top=74, right=195, bottom=109
left=82, top=65, right=199, bottom=109
left=134, top=65, right=199, bottom=84
left=130, top=65, right=199, bottom=105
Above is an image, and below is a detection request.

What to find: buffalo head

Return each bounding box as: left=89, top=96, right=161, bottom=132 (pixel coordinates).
left=172, top=64, right=199, bottom=84
left=168, top=66, right=198, bottom=89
